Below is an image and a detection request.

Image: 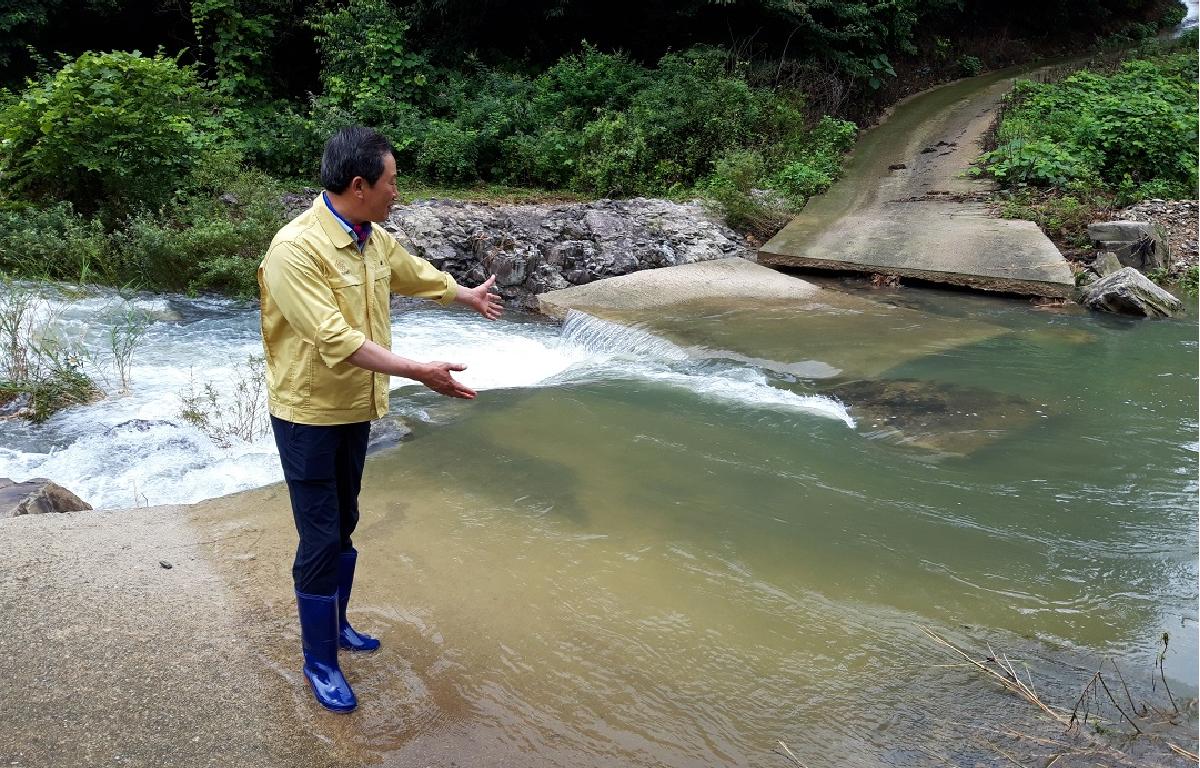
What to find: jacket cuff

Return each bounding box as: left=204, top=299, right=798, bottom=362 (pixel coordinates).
left=437, top=273, right=459, bottom=307
left=317, top=324, right=367, bottom=368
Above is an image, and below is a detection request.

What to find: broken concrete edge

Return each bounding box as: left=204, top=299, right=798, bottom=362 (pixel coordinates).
left=756, top=252, right=1075, bottom=299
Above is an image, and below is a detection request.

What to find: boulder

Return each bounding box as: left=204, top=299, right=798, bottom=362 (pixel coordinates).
left=1087, top=220, right=1165, bottom=271
left=1091, top=251, right=1123, bottom=277
left=1081, top=267, right=1183, bottom=318
left=1087, top=220, right=1155, bottom=242
left=0, top=478, right=92, bottom=517
left=825, top=378, right=1037, bottom=457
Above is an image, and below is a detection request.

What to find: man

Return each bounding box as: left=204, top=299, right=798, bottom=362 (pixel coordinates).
left=258, top=126, right=502, bottom=713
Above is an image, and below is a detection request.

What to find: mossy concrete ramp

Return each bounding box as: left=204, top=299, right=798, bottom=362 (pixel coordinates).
left=759, top=66, right=1075, bottom=298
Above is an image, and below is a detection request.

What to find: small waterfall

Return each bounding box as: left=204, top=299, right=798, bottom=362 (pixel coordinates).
left=559, top=310, right=691, bottom=362
left=548, top=311, right=855, bottom=429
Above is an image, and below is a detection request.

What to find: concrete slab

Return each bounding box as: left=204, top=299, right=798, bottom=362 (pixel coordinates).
left=759, top=66, right=1076, bottom=298
left=537, top=257, right=1008, bottom=382
left=536, top=256, right=825, bottom=318
left=762, top=201, right=1076, bottom=296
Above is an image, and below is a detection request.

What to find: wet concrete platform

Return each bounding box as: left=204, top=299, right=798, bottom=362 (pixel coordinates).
left=759, top=66, right=1076, bottom=298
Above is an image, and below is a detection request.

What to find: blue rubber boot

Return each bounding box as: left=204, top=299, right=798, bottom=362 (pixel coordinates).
left=295, top=589, right=357, bottom=713
left=337, top=549, right=381, bottom=653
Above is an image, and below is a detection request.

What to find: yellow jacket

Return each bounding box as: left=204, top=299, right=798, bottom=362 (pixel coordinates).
left=258, top=196, right=457, bottom=425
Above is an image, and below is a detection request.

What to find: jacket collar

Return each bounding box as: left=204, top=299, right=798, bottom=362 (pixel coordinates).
left=311, top=195, right=355, bottom=251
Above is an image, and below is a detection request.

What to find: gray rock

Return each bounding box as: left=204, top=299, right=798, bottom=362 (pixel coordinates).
left=1081, top=267, right=1183, bottom=318
left=1087, top=220, right=1155, bottom=242
left=1088, top=220, right=1165, bottom=271
left=367, top=417, right=413, bottom=454
left=0, top=478, right=92, bottom=517
left=1095, top=237, right=1165, bottom=271
left=381, top=198, right=750, bottom=310
left=1091, top=251, right=1124, bottom=277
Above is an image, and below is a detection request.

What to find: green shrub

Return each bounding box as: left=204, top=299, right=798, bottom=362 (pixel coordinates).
left=529, top=44, right=647, bottom=131
left=0, top=50, right=213, bottom=215
left=1180, top=266, right=1199, bottom=297
left=958, top=55, right=983, bottom=77
left=980, top=138, right=1095, bottom=187
left=0, top=203, right=111, bottom=281
left=702, top=148, right=790, bottom=235
left=498, top=129, right=581, bottom=187
left=0, top=274, right=103, bottom=422
left=309, top=0, right=430, bottom=119
left=122, top=151, right=285, bottom=295
left=221, top=102, right=327, bottom=182
left=440, top=69, right=535, bottom=179
left=771, top=160, right=834, bottom=202
left=416, top=120, right=479, bottom=183
left=190, top=0, right=287, bottom=99
left=981, top=47, right=1198, bottom=199
left=575, top=111, right=650, bottom=196
left=628, top=48, right=759, bottom=185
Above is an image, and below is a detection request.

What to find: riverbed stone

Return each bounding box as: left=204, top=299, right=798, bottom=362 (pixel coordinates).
left=0, top=478, right=92, bottom=517
left=1081, top=267, right=1183, bottom=318
left=367, top=416, right=413, bottom=454
left=1110, top=200, right=1198, bottom=283
left=1087, top=220, right=1155, bottom=242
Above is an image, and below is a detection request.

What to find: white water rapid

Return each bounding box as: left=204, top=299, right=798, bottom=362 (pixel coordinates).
left=0, top=289, right=852, bottom=510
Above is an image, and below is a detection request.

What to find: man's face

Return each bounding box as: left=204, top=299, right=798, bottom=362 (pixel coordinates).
left=357, top=152, right=398, bottom=222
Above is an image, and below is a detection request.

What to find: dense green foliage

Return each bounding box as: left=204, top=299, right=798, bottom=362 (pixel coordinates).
left=0, top=50, right=212, bottom=215
left=0, top=150, right=283, bottom=295
left=980, top=37, right=1199, bottom=203
left=0, top=0, right=1189, bottom=293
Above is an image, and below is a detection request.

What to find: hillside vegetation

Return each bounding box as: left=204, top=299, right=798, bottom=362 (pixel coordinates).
left=0, top=0, right=1188, bottom=293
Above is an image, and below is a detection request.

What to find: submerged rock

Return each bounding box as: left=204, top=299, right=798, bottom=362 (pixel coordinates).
left=827, top=378, right=1037, bottom=457
left=367, top=417, right=413, bottom=454
left=1081, top=268, right=1183, bottom=318
left=0, top=478, right=92, bottom=517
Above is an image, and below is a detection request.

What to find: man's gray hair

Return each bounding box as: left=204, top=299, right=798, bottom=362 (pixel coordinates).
left=320, top=126, right=394, bottom=194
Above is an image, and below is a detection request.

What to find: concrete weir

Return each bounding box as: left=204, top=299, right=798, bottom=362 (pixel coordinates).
left=759, top=65, right=1076, bottom=298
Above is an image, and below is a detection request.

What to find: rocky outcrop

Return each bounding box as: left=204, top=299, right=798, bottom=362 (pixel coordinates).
left=1081, top=267, right=1183, bottom=318
left=0, top=478, right=92, bottom=517
left=383, top=198, right=750, bottom=310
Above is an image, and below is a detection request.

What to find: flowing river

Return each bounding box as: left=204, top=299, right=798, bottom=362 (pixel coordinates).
left=1, top=283, right=1195, bottom=766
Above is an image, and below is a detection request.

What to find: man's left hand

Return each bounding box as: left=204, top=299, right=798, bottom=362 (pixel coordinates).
left=458, top=275, right=504, bottom=320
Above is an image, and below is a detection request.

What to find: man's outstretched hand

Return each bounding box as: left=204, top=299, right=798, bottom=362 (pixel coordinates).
left=418, top=361, right=476, bottom=399
left=457, top=275, right=504, bottom=320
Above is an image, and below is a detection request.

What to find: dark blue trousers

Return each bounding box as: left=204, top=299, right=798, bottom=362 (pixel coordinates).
left=270, top=416, right=371, bottom=596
